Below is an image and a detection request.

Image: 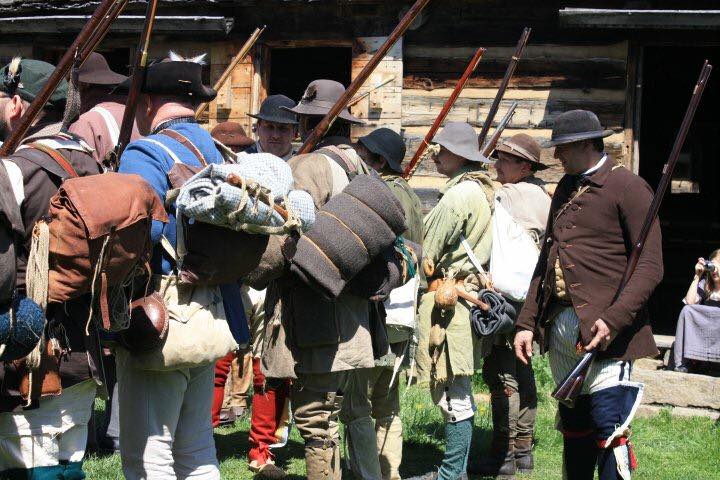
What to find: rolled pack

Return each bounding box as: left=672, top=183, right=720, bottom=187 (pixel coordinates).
left=291, top=174, right=407, bottom=299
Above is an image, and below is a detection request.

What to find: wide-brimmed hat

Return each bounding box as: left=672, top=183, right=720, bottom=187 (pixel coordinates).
left=248, top=94, right=298, bottom=124
left=492, top=133, right=548, bottom=171
left=211, top=121, right=255, bottom=149
left=544, top=110, right=613, bottom=147
left=433, top=122, right=489, bottom=163
left=282, top=79, right=363, bottom=124
left=0, top=57, right=67, bottom=109
left=358, top=128, right=406, bottom=173
left=78, top=52, right=127, bottom=86
left=114, top=59, right=216, bottom=102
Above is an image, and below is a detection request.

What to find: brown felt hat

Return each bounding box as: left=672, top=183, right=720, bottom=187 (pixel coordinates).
left=283, top=79, right=363, bottom=124
left=211, top=122, right=255, bottom=148
left=78, top=52, right=127, bottom=86
left=493, top=133, right=548, bottom=171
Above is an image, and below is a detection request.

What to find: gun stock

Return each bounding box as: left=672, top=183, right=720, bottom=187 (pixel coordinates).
left=402, top=46, right=485, bottom=179
left=0, top=0, right=122, bottom=157
left=477, top=27, right=531, bottom=147
left=297, top=0, right=432, bottom=155
left=551, top=60, right=713, bottom=405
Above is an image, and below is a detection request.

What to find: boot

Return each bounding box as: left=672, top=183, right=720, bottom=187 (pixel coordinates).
left=438, top=418, right=473, bottom=480
left=345, top=417, right=382, bottom=480
left=376, top=415, right=403, bottom=480
left=514, top=436, right=534, bottom=473
left=467, top=390, right=518, bottom=478
left=305, top=443, right=341, bottom=480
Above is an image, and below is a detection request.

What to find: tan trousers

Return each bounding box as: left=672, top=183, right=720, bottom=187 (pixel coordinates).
left=340, top=366, right=402, bottom=480
left=222, top=352, right=253, bottom=409
left=293, top=371, right=352, bottom=480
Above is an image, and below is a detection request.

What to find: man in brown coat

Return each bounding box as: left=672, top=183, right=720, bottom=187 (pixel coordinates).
left=514, top=110, right=663, bottom=480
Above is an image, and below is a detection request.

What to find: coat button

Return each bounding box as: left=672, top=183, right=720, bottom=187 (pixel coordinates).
left=560, top=241, right=568, bottom=248
left=572, top=204, right=580, bottom=211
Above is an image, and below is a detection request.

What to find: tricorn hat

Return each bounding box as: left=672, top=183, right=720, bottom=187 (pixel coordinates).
left=0, top=57, right=67, bottom=109
left=358, top=127, right=406, bottom=173
left=492, top=133, right=548, bottom=171
left=248, top=94, right=298, bottom=124
left=433, top=122, right=489, bottom=163
left=282, top=79, right=363, bottom=125
left=211, top=121, right=255, bottom=149
left=78, top=52, right=127, bottom=86
left=544, top=109, right=613, bottom=147
left=114, top=56, right=216, bottom=102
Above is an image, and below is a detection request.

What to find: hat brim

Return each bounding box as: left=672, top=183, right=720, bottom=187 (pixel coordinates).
left=492, top=144, right=548, bottom=170
left=247, top=112, right=298, bottom=125
left=281, top=104, right=364, bottom=125
left=543, top=129, right=614, bottom=148
left=434, top=139, right=491, bottom=164
left=112, top=77, right=217, bottom=103
left=358, top=136, right=403, bottom=173
left=78, top=70, right=127, bottom=86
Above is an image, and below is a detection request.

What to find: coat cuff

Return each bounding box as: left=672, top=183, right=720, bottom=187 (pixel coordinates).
left=599, top=305, right=633, bottom=339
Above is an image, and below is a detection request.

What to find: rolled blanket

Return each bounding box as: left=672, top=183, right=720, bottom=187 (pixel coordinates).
left=290, top=174, right=408, bottom=299
left=176, top=154, right=315, bottom=234
left=346, top=238, right=422, bottom=301
left=470, top=290, right=516, bottom=339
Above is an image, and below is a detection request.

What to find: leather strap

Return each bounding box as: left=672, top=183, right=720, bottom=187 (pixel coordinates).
left=159, top=129, right=208, bottom=167
left=27, top=142, right=79, bottom=178
left=318, top=146, right=357, bottom=179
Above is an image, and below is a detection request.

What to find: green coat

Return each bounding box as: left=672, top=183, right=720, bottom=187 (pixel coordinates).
left=416, top=165, right=494, bottom=384
left=381, top=172, right=424, bottom=245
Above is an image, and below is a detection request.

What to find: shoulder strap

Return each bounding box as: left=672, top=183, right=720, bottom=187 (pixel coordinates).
left=27, top=142, right=79, bottom=178
left=159, top=129, right=208, bottom=167
left=142, top=137, right=183, bottom=165
left=318, top=146, right=358, bottom=180
left=90, top=106, right=120, bottom=146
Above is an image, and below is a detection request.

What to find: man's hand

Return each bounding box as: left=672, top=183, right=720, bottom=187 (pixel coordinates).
left=514, top=330, right=534, bottom=365
left=585, top=319, right=612, bottom=352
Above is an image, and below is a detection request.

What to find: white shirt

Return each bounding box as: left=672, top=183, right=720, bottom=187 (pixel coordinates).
left=582, top=154, right=607, bottom=176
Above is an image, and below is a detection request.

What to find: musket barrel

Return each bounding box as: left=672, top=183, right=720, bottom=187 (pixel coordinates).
left=297, top=0, right=432, bottom=155
left=480, top=101, right=518, bottom=157
left=477, top=27, right=531, bottom=147
left=195, top=25, right=266, bottom=119
left=402, top=46, right=486, bottom=179
left=0, top=0, right=121, bottom=157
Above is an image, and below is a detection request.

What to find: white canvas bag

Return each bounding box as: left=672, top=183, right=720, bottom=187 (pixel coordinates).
left=489, top=200, right=539, bottom=302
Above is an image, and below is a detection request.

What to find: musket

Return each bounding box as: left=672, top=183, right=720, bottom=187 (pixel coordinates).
left=480, top=101, right=517, bottom=157
left=78, top=0, right=130, bottom=64
left=297, top=0, right=432, bottom=155
left=110, top=0, right=160, bottom=165
left=347, top=76, right=396, bottom=107
left=477, top=27, right=531, bottom=147
left=402, top=47, right=486, bottom=179
left=195, top=25, right=266, bottom=119
left=0, top=0, right=123, bottom=157
left=552, top=60, right=713, bottom=406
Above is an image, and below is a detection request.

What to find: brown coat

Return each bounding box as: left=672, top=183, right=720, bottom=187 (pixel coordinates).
left=516, top=157, right=663, bottom=361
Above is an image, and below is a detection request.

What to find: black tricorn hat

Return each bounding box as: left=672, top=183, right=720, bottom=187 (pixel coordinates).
left=248, top=94, right=298, bottom=124
left=114, top=60, right=216, bottom=102
left=544, top=109, right=613, bottom=147
left=358, top=127, right=406, bottom=173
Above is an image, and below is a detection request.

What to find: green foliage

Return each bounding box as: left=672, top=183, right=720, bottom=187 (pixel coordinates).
left=84, top=357, right=720, bottom=479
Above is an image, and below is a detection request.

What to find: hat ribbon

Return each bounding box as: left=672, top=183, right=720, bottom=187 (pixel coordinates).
left=502, top=142, right=538, bottom=163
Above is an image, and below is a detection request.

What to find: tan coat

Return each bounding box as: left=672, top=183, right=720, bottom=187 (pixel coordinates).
left=258, top=148, right=377, bottom=379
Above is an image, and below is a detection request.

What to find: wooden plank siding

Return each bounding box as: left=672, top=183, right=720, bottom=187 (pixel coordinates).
left=401, top=41, right=629, bottom=186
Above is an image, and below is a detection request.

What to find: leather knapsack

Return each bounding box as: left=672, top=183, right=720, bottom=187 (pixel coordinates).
left=149, top=130, right=268, bottom=285
left=27, top=144, right=168, bottom=330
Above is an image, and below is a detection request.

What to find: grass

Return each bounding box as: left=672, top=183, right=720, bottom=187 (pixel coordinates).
left=84, top=357, right=720, bottom=479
